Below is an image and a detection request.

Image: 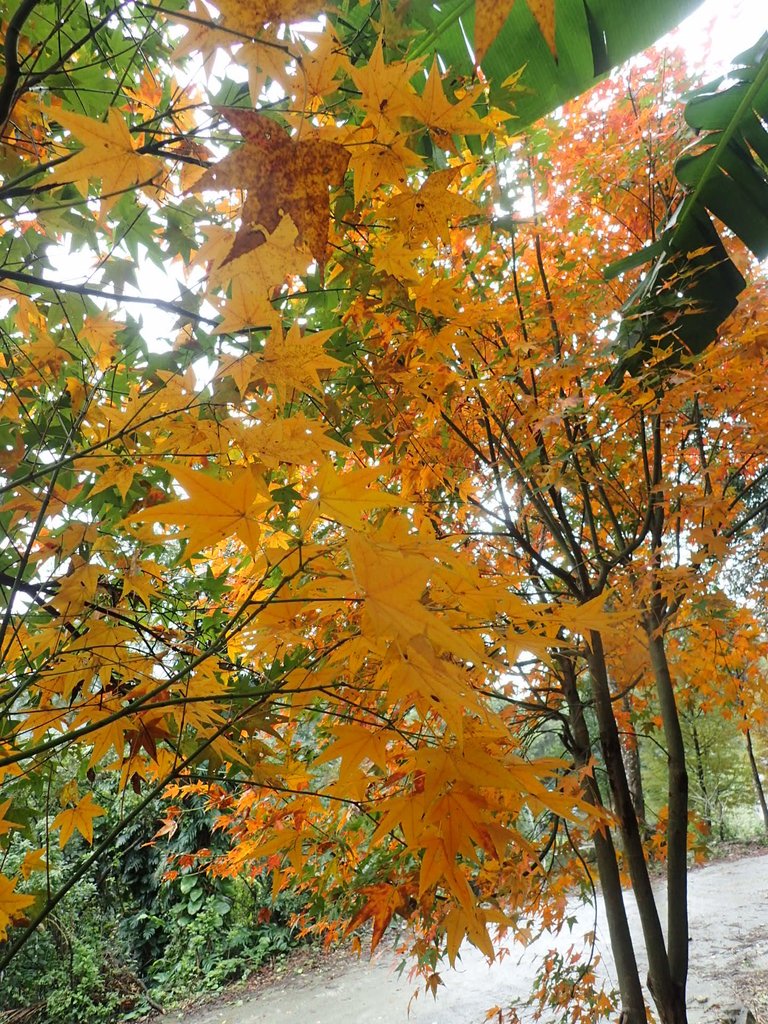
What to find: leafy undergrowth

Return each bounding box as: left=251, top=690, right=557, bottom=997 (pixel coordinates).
left=0, top=875, right=308, bottom=1024
left=0, top=800, right=311, bottom=1024
left=701, top=835, right=768, bottom=863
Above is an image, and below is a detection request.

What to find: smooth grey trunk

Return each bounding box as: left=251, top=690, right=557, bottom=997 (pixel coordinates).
left=646, top=609, right=689, bottom=1000
left=690, top=714, right=712, bottom=832
left=559, top=658, right=647, bottom=1023
left=620, top=692, right=646, bottom=830
left=745, top=727, right=768, bottom=834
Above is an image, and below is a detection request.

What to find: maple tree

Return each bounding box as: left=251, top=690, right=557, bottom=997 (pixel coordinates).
left=0, top=3, right=767, bottom=1024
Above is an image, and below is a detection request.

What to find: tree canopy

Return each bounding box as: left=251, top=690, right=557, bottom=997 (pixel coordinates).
left=1, top=3, right=767, bottom=1023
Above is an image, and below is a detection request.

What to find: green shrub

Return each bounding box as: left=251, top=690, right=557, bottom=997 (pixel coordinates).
left=1, top=792, right=313, bottom=1020
left=0, top=879, right=140, bottom=1024
left=145, top=871, right=305, bottom=1003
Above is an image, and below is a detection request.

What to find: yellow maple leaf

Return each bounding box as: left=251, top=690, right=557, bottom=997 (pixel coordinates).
left=341, top=121, right=423, bottom=204
left=20, top=849, right=47, bottom=880
left=48, top=563, right=103, bottom=617
left=302, top=462, right=401, bottom=530
left=475, top=0, right=557, bottom=64
left=47, top=108, right=163, bottom=199
left=123, top=68, right=164, bottom=120
left=88, top=461, right=139, bottom=502
left=372, top=234, right=421, bottom=282
left=380, top=169, right=482, bottom=247
left=170, top=0, right=236, bottom=68
left=59, top=779, right=80, bottom=807
left=209, top=217, right=312, bottom=332
left=246, top=412, right=335, bottom=467
left=291, top=28, right=346, bottom=109
left=20, top=329, right=70, bottom=382
left=386, top=637, right=473, bottom=741
left=429, top=787, right=485, bottom=860
left=0, top=875, right=34, bottom=940
left=51, top=793, right=106, bottom=847
left=80, top=312, right=124, bottom=371
left=0, top=798, right=22, bottom=837
left=347, top=531, right=480, bottom=662
left=414, top=58, right=488, bottom=142
left=122, top=560, right=163, bottom=605
left=418, top=836, right=453, bottom=894
left=348, top=37, right=423, bottom=127
left=241, top=32, right=298, bottom=102
left=82, top=709, right=128, bottom=767
left=412, top=279, right=465, bottom=319
left=127, top=463, right=272, bottom=557
left=242, top=26, right=344, bottom=109
left=255, top=322, right=340, bottom=399
left=314, top=723, right=390, bottom=783
left=443, top=904, right=496, bottom=964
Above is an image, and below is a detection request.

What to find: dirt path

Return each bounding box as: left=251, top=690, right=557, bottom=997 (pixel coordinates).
left=160, top=852, right=768, bottom=1024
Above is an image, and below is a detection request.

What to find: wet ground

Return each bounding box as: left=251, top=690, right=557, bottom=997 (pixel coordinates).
left=160, top=851, right=768, bottom=1024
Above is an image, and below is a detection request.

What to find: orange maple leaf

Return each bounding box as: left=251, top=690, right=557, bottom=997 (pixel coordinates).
left=345, top=883, right=411, bottom=951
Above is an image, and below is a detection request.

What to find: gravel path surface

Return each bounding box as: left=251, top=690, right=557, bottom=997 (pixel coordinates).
left=159, top=851, right=768, bottom=1024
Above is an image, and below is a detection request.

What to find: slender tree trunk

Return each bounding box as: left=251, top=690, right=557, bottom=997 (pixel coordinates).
left=690, top=714, right=712, bottom=832
left=620, top=692, right=646, bottom=831
left=587, top=632, right=687, bottom=1024
left=559, top=658, right=647, bottom=1023
left=646, top=611, right=689, bottom=1024
left=745, top=728, right=768, bottom=834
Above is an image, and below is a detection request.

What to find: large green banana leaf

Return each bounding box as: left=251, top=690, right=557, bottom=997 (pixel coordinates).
left=406, top=0, right=703, bottom=126
left=606, top=33, right=768, bottom=383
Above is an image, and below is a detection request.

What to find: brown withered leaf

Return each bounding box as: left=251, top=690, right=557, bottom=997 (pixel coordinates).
left=192, top=109, right=349, bottom=273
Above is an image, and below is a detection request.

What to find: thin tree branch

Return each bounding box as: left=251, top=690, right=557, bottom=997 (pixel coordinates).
left=0, top=0, right=41, bottom=132
left=0, top=268, right=217, bottom=325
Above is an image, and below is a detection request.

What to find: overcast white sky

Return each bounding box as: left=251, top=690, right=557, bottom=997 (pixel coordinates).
left=674, top=0, right=767, bottom=70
